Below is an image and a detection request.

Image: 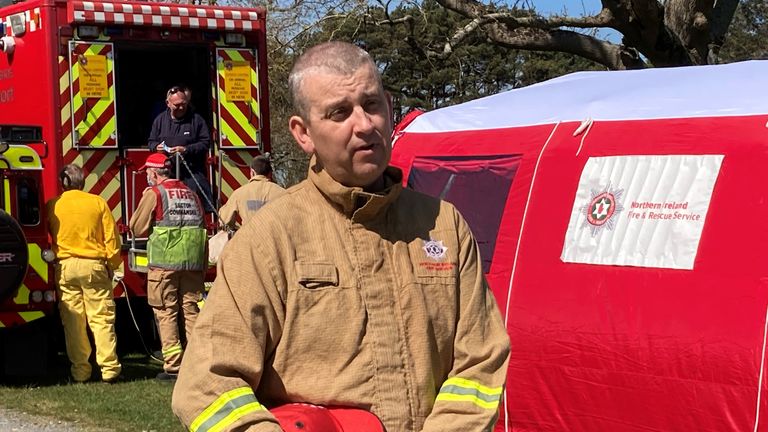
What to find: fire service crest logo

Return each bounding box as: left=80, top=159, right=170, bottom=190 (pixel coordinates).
left=582, top=185, right=624, bottom=236
left=423, top=239, right=447, bottom=261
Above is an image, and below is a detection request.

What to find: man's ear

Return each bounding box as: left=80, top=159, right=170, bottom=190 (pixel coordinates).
left=289, top=115, right=314, bottom=155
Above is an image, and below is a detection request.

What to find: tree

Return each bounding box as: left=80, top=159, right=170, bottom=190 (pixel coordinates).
left=420, top=0, right=743, bottom=69
left=303, top=1, right=601, bottom=114
left=719, top=0, right=767, bottom=62
left=235, top=0, right=764, bottom=183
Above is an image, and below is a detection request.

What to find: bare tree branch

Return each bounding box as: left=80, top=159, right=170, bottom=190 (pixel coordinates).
left=435, top=0, right=644, bottom=68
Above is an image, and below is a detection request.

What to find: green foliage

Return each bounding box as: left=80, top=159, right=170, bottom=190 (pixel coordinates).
left=284, top=0, right=603, bottom=120
left=262, top=1, right=606, bottom=181
left=720, top=0, right=767, bottom=62
left=266, top=39, right=310, bottom=188
left=518, top=51, right=604, bottom=86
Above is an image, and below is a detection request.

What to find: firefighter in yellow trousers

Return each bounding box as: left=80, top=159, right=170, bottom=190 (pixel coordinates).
left=130, top=153, right=207, bottom=381
left=46, top=164, right=122, bottom=383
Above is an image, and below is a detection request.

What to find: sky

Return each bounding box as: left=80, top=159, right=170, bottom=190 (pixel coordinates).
left=532, top=0, right=602, bottom=16
left=530, top=0, right=620, bottom=42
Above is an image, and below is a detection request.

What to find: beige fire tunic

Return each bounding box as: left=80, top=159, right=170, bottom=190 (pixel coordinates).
left=172, top=161, right=510, bottom=432
left=218, top=175, right=287, bottom=229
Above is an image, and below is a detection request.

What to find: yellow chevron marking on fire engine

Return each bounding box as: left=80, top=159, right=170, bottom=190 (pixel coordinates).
left=216, top=48, right=260, bottom=148
left=19, top=311, right=45, bottom=322
left=223, top=92, right=257, bottom=129
left=220, top=121, right=245, bottom=147
left=59, top=70, right=70, bottom=96
left=225, top=160, right=250, bottom=186
left=221, top=184, right=234, bottom=198
left=3, top=179, right=10, bottom=211
left=60, top=61, right=73, bottom=147
left=80, top=167, right=121, bottom=223
left=13, top=283, right=30, bottom=304
left=70, top=42, right=116, bottom=148
left=61, top=100, right=71, bottom=126
left=61, top=132, right=73, bottom=153
left=84, top=153, right=118, bottom=190
left=74, top=97, right=113, bottom=117
left=27, top=244, right=48, bottom=284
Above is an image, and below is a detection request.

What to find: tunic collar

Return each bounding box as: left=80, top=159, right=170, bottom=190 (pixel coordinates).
left=249, top=174, right=270, bottom=183
left=307, top=156, right=403, bottom=222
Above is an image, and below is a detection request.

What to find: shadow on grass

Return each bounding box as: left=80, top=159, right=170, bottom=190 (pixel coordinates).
left=0, top=351, right=164, bottom=388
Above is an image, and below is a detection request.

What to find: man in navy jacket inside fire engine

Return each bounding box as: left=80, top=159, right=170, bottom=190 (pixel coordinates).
left=148, top=85, right=214, bottom=212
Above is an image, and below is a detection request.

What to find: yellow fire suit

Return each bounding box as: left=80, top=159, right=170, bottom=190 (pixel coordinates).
left=172, top=161, right=510, bottom=432
left=218, top=174, right=286, bottom=229
left=46, top=189, right=122, bottom=382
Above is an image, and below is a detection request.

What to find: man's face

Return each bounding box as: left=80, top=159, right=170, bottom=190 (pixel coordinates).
left=167, top=92, right=189, bottom=119
left=289, top=64, right=393, bottom=189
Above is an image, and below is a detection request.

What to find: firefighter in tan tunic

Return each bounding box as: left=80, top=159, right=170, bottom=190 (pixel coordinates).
left=130, top=153, right=207, bottom=381
left=218, top=155, right=287, bottom=230
left=172, top=42, right=510, bottom=431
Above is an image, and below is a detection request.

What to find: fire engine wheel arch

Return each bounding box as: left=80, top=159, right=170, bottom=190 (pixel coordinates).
left=0, top=210, right=28, bottom=302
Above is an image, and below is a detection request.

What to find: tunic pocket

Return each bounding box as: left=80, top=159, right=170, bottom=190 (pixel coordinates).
left=146, top=273, right=165, bottom=307
left=295, top=261, right=339, bottom=290
left=396, top=233, right=460, bottom=355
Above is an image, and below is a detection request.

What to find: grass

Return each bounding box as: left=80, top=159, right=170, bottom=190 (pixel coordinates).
left=0, top=353, right=185, bottom=432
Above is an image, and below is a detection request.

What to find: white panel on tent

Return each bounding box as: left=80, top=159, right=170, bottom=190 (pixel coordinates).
left=404, top=61, right=768, bottom=133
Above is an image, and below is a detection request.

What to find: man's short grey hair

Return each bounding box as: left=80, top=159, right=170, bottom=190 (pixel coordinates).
left=150, top=167, right=172, bottom=178
left=59, top=164, right=85, bottom=191
left=288, top=41, right=381, bottom=120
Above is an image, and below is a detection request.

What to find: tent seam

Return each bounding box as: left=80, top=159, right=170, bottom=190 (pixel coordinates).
left=502, top=121, right=561, bottom=432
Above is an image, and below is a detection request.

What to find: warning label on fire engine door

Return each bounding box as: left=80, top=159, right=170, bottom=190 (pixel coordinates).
left=225, top=61, right=252, bottom=102
left=79, top=55, right=108, bottom=99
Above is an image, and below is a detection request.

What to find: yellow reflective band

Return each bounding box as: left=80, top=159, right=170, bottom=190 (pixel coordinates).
left=162, top=344, right=183, bottom=357
left=436, top=377, right=503, bottom=410
left=208, top=402, right=264, bottom=432
left=191, top=387, right=264, bottom=432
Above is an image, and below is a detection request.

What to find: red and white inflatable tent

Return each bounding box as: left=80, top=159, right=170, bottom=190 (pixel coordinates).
left=390, top=60, right=768, bottom=432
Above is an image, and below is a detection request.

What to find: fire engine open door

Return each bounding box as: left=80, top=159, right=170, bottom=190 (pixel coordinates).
left=215, top=48, right=262, bottom=150
left=68, top=41, right=118, bottom=148
left=214, top=48, right=263, bottom=212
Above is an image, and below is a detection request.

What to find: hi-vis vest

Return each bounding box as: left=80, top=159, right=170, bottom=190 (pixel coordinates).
left=148, top=180, right=206, bottom=271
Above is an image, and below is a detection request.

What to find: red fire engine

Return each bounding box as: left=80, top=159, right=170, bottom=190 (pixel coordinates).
left=0, top=0, right=269, bottom=374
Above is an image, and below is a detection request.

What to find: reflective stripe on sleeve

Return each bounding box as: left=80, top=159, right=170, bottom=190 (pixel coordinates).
left=162, top=344, right=183, bottom=358
left=435, top=377, right=503, bottom=410
left=190, top=387, right=265, bottom=432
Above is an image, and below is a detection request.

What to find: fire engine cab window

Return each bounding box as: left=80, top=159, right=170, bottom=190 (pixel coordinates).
left=407, top=155, right=521, bottom=274
left=17, top=178, right=40, bottom=226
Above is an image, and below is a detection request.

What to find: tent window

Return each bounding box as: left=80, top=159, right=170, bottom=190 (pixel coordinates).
left=408, top=155, right=521, bottom=274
